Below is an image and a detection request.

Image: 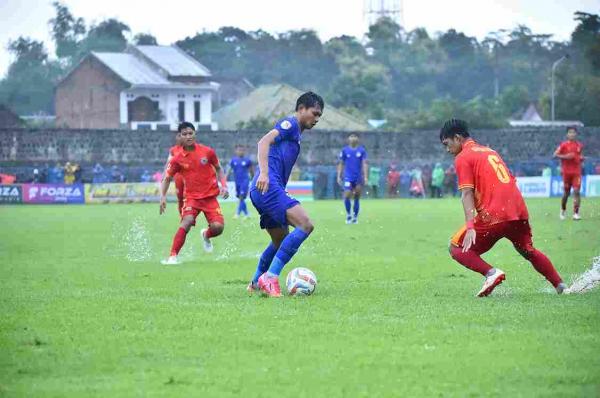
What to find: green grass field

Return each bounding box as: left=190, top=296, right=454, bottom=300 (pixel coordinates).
left=1, top=198, right=600, bottom=397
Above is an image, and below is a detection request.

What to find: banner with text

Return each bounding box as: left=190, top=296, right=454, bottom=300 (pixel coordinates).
left=0, top=184, right=23, bottom=204
left=517, top=176, right=598, bottom=198
left=85, top=182, right=178, bottom=204
left=84, top=181, right=314, bottom=204
left=22, top=184, right=85, bottom=204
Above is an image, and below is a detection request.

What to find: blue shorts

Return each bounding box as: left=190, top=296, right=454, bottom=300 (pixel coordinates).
left=343, top=179, right=361, bottom=191
left=250, top=186, right=300, bottom=229
left=235, top=182, right=249, bottom=198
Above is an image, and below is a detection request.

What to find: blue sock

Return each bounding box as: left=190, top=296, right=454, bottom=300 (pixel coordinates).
left=353, top=197, right=360, bottom=217
left=266, top=228, right=310, bottom=277
left=236, top=199, right=242, bottom=216
left=252, top=243, right=277, bottom=283
left=344, top=198, right=351, bottom=216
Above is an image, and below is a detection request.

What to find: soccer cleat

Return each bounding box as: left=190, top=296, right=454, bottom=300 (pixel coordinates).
left=200, top=228, right=214, bottom=253
left=233, top=214, right=239, bottom=219
left=559, top=210, right=566, bottom=220
left=351, top=216, right=358, bottom=224
left=572, top=213, right=581, bottom=221
left=246, top=281, right=259, bottom=295
left=257, top=274, right=282, bottom=297
left=161, top=256, right=180, bottom=265
left=556, top=282, right=567, bottom=294
left=476, top=269, right=506, bottom=297
left=345, top=215, right=352, bottom=224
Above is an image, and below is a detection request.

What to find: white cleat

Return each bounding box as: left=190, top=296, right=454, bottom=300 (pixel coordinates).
left=201, top=228, right=214, bottom=253
left=351, top=216, right=358, bottom=224
left=559, top=210, right=566, bottom=220
left=556, top=282, right=567, bottom=294
left=345, top=216, right=352, bottom=224
left=476, top=269, right=506, bottom=297
left=161, top=256, right=180, bottom=265
left=572, top=213, right=581, bottom=221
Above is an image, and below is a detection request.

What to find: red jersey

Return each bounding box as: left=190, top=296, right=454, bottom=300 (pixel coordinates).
left=166, top=143, right=220, bottom=200
left=169, top=145, right=184, bottom=158
left=455, top=139, right=528, bottom=226
left=555, top=140, right=583, bottom=175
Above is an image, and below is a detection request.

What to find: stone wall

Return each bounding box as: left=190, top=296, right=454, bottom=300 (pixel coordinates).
left=1, top=127, right=599, bottom=167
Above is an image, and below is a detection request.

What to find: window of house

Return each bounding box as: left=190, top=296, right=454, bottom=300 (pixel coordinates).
left=178, top=101, right=185, bottom=122
left=194, top=101, right=201, bottom=122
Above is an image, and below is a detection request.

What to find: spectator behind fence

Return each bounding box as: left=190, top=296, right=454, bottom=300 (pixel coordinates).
left=400, top=167, right=411, bottom=197
left=32, top=168, right=41, bottom=183
left=386, top=164, right=400, bottom=197
left=410, top=167, right=425, bottom=198
left=48, top=163, right=64, bottom=184
left=141, top=169, right=152, bottom=183
left=367, top=165, right=381, bottom=198
left=594, top=163, right=600, bottom=175
left=152, top=170, right=163, bottom=183
left=431, top=163, right=444, bottom=198
left=111, top=166, right=126, bottom=183
left=93, top=163, right=105, bottom=183
left=422, top=164, right=432, bottom=197
left=64, top=162, right=78, bottom=184
left=444, top=165, right=458, bottom=197
left=542, top=165, right=553, bottom=177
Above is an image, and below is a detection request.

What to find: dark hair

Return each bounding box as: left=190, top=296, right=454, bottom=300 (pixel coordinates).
left=296, top=91, right=324, bottom=111
left=177, top=122, right=195, bottom=132
left=349, top=132, right=358, bottom=137
left=440, top=119, right=470, bottom=141
left=566, top=126, right=578, bottom=133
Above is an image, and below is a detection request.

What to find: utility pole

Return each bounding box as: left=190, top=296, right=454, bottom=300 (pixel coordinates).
left=551, top=54, right=569, bottom=121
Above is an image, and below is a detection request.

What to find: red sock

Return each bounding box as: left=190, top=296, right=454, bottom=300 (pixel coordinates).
left=450, top=246, right=493, bottom=276
left=170, top=227, right=187, bottom=256
left=525, top=249, right=563, bottom=287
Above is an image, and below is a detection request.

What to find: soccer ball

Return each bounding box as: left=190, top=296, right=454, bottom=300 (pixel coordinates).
left=286, top=267, right=317, bottom=296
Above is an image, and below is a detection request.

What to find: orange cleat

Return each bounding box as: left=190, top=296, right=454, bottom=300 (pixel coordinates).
left=257, top=274, right=282, bottom=298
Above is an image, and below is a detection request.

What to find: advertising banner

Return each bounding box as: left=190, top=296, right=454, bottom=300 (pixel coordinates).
left=585, top=175, right=600, bottom=197
left=0, top=184, right=23, bottom=204
left=22, top=184, right=85, bottom=204
left=516, top=177, right=551, bottom=198
left=85, top=182, right=178, bottom=204
left=85, top=181, right=314, bottom=204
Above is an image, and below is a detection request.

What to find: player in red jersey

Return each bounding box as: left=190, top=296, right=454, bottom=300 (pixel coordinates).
left=440, top=119, right=565, bottom=297
left=554, top=126, right=584, bottom=221
left=164, top=131, right=185, bottom=215
left=159, top=122, right=229, bottom=265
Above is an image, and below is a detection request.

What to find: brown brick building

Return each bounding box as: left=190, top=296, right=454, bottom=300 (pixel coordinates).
left=55, top=45, right=219, bottom=130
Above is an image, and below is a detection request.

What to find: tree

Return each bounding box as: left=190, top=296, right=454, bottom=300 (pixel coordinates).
left=75, top=18, right=130, bottom=62
left=49, top=1, right=86, bottom=59
left=133, top=33, right=158, bottom=45
left=0, top=38, right=61, bottom=115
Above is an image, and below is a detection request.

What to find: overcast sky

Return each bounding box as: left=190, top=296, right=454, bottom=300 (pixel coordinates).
left=1, top=0, right=598, bottom=77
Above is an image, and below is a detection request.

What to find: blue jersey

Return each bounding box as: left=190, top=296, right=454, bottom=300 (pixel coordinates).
left=230, top=156, right=252, bottom=184
left=339, top=145, right=367, bottom=181
left=252, top=116, right=301, bottom=189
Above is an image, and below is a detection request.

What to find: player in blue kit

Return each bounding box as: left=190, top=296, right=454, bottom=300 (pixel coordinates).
left=228, top=145, right=254, bottom=218
left=337, top=133, right=368, bottom=224
left=247, top=92, right=324, bottom=297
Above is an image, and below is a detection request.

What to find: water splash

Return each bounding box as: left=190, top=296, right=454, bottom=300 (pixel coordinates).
left=566, top=256, right=600, bottom=294
left=123, top=216, right=154, bottom=262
